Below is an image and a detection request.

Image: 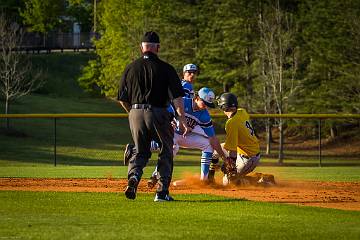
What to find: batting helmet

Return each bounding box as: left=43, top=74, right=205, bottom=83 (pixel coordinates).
left=183, top=63, right=198, bottom=73
left=218, top=92, right=238, bottom=110
left=198, top=87, right=216, bottom=108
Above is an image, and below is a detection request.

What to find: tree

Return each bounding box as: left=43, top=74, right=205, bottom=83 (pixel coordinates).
left=20, top=0, right=66, bottom=33
left=0, top=14, right=43, bottom=128
left=196, top=0, right=261, bottom=108
left=20, top=0, right=66, bottom=48
left=0, top=0, right=24, bottom=22
left=80, top=0, right=199, bottom=97
left=90, top=0, right=157, bottom=97
left=298, top=0, right=360, bottom=138
left=67, top=0, right=93, bottom=32
left=257, top=0, right=300, bottom=163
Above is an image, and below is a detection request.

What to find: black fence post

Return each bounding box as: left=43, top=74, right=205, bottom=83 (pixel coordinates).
left=318, top=119, right=322, bottom=167
left=54, top=118, right=57, bottom=166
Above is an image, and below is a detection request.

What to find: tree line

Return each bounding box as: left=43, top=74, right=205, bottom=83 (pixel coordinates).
left=2, top=0, right=359, bottom=114
left=78, top=0, right=360, bottom=114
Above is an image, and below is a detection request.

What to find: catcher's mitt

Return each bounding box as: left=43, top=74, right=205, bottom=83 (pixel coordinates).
left=221, top=157, right=237, bottom=176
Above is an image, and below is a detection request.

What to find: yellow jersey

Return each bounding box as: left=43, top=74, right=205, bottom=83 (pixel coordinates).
left=223, top=108, right=260, bottom=157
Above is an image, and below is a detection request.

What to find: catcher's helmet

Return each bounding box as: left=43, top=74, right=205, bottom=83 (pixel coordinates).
left=218, top=92, right=238, bottom=110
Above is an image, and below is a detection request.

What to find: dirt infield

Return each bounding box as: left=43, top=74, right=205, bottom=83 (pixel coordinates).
left=1, top=177, right=359, bottom=211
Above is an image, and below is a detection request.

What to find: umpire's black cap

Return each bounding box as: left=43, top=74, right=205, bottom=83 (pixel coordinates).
left=142, top=31, right=160, bottom=43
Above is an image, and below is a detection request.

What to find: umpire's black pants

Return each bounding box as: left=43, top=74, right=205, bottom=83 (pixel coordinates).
left=128, top=107, right=174, bottom=195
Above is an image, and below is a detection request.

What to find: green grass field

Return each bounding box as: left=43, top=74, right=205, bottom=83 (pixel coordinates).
left=1, top=53, right=360, bottom=239
left=1, top=191, right=359, bottom=240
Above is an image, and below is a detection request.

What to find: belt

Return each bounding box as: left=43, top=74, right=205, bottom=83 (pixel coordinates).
left=132, top=104, right=152, bottom=110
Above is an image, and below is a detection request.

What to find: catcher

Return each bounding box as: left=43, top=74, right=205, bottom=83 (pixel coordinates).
left=210, top=92, right=273, bottom=186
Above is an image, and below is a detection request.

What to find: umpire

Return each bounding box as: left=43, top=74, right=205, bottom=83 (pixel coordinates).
left=118, top=31, right=189, bottom=202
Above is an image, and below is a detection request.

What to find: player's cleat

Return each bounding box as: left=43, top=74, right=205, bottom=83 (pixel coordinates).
left=154, top=193, right=174, bottom=202
left=147, top=175, right=158, bottom=189
left=222, top=175, right=230, bottom=186
left=125, top=175, right=139, bottom=200
left=172, top=180, right=186, bottom=186
left=123, top=144, right=134, bottom=166
left=257, top=176, right=275, bottom=187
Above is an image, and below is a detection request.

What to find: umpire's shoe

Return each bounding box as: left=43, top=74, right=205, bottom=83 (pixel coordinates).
left=123, top=144, right=134, bottom=166
left=125, top=175, right=139, bottom=200
left=154, top=193, right=174, bottom=202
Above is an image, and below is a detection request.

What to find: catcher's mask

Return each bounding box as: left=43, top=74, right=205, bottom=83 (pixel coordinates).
left=217, top=92, right=238, bottom=111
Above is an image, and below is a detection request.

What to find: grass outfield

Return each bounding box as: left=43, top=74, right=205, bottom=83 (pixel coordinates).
left=0, top=191, right=359, bottom=240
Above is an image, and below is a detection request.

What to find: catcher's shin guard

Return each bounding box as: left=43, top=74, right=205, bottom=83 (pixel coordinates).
left=208, top=158, right=219, bottom=182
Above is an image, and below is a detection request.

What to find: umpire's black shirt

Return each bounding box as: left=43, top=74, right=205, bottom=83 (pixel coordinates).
left=118, top=52, right=184, bottom=107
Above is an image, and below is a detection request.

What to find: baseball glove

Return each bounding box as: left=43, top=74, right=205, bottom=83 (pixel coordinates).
left=221, top=157, right=237, bottom=176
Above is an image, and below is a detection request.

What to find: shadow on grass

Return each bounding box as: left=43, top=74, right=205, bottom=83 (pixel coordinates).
left=2, top=131, right=359, bottom=167
left=0, top=148, right=201, bottom=167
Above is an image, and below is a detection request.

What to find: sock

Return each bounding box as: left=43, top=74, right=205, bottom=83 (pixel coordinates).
left=200, top=152, right=212, bottom=180
left=208, top=158, right=219, bottom=181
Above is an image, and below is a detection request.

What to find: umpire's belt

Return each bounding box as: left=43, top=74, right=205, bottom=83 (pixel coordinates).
left=132, top=104, right=152, bottom=110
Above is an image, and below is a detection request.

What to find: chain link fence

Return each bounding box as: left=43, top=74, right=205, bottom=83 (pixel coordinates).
left=0, top=114, right=360, bottom=167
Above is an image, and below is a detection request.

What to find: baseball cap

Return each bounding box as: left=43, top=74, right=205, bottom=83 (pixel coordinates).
left=183, top=63, right=198, bottom=73
left=198, top=87, right=216, bottom=108
left=142, top=31, right=160, bottom=43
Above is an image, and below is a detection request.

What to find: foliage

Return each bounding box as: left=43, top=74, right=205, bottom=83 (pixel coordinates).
left=20, top=0, right=66, bottom=33
left=75, top=0, right=360, bottom=116
left=78, top=59, right=103, bottom=96
left=18, top=0, right=92, bottom=33
left=297, top=0, right=360, bottom=114
left=66, top=0, right=93, bottom=32
left=0, top=0, right=24, bottom=21
left=3, top=0, right=360, bottom=115
left=196, top=0, right=261, bottom=110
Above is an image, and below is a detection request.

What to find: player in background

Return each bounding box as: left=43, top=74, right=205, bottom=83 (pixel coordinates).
left=181, top=63, right=197, bottom=98
left=211, top=92, right=261, bottom=186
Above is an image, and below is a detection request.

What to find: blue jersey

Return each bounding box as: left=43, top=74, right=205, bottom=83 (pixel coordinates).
left=168, top=80, right=193, bottom=117
left=176, top=97, right=215, bottom=137
left=181, top=80, right=194, bottom=98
